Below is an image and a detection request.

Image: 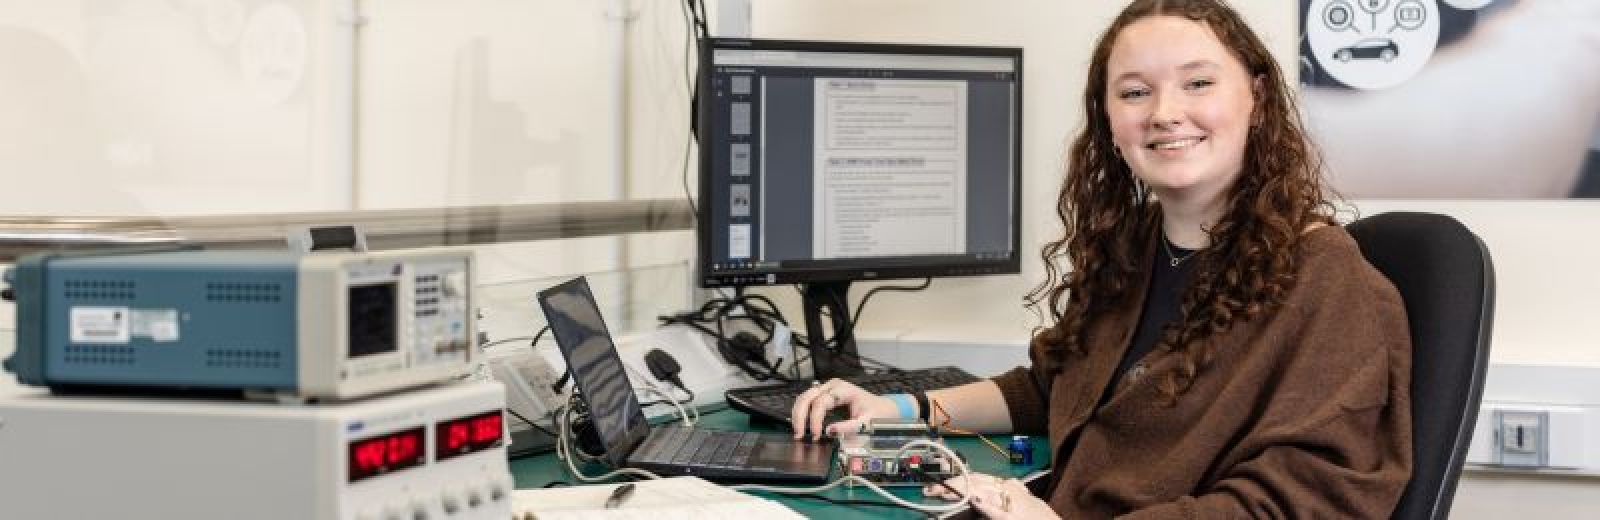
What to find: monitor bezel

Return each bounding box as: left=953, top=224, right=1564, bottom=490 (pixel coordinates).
left=695, top=37, right=1024, bottom=289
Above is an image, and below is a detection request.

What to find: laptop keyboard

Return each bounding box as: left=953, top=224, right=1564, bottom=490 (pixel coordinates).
left=638, top=427, right=761, bottom=468
left=725, top=366, right=982, bottom=424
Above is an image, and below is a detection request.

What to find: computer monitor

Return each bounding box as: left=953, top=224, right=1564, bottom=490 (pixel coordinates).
left=696, top=38, right=1022, bottom=378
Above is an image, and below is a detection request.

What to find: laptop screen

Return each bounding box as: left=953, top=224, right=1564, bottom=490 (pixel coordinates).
left=537, top=277, right=650, bottom=468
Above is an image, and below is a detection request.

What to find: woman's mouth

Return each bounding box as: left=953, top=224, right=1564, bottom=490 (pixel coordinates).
left=1146, top=136, right=1206, bottom=151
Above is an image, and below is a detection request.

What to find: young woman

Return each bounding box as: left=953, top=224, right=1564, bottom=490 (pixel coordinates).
left=790, top=1, right=1413, bottom=517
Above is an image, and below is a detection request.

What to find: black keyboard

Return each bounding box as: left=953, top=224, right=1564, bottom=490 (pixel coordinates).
left=725, top=366, right=982, bottom=424
left=634, top=427, right=759, bottom=468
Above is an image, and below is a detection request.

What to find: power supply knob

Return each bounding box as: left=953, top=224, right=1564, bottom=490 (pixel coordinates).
left=410, top=498, right=431, bottom=520
left=442, top=272, right=467, bottom=298
left=440, top=491, right=463, bottom=514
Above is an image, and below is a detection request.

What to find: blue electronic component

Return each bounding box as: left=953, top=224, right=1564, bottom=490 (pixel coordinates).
left=3, top=248, right=475, bottom=400
left=1009, top=435, right=1033, bottom=465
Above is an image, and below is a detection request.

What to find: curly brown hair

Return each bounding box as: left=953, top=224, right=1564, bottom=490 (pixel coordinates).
left=1028, top=0, right=1339, bottom=402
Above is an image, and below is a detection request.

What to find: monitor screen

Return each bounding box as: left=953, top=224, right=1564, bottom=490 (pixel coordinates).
left=347, top=282, right=398, bottom=358
left=698, top=38, right=1022, bottom=287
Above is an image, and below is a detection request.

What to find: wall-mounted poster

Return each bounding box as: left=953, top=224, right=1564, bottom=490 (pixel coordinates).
left=1299, top=0, right=1600, bottom=198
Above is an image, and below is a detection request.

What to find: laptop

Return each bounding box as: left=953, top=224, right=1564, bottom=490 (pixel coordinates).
left=537, top=277, right=834, bottom=483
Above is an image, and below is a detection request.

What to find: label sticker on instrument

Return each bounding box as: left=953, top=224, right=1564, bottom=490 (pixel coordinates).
left=131, top=309, right=181, bottom=342
left=70, top=307, right=131, bottom=344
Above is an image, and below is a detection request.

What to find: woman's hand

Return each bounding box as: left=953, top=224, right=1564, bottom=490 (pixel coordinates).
left=788, top=379, right=900, bottom=441
left=925, top=473, right=1058, bottom=519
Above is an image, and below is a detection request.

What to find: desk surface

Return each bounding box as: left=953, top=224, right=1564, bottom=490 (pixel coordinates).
left=509, top=406, right=1051, bottom=519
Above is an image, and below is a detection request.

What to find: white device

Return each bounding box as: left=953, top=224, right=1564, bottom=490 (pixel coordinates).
left=0, top=380, right=513, bottom=520
left=485, top=339, right=567, bottom=426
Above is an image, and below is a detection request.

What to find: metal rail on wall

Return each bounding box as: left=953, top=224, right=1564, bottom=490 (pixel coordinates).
left=0, top=199, right=694, bottom=262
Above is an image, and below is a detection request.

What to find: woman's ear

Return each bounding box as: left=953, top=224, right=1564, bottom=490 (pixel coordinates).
left=1251, top=74, right=1267, bottom=127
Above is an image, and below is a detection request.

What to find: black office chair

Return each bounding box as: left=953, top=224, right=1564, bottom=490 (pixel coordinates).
left=1346, top=212, right=1495, bottom=520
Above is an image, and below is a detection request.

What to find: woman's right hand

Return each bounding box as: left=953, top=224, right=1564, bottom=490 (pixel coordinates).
left=789, top=379, right=901, bottom=441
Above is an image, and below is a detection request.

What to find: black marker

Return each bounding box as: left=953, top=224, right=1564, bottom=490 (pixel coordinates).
left=604, top=482, right=636, bottom=509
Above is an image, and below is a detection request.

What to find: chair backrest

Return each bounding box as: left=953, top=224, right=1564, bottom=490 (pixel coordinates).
left=1346, top=212, right=1495, bottom=520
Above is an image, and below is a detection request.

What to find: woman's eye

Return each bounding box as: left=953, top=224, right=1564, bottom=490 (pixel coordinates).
left=1186, top=78, right=1215, bottom=90
left=1119, top=88, right=1149, bottom=99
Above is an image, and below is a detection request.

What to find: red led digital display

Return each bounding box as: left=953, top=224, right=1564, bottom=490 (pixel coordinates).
left=347, top=427, right=426, bottom=482
left=435, top=410, right=504, bottom=461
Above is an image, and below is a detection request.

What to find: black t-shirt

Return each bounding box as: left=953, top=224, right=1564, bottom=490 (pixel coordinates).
left=1113, top=238, right=1200, bottom=388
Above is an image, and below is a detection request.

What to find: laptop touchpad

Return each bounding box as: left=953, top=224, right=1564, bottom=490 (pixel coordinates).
left=751, top=437, right=834, bottom=473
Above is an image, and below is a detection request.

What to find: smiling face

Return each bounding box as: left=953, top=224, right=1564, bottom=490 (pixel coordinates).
left=1105, top=15, right=1259, bottom=204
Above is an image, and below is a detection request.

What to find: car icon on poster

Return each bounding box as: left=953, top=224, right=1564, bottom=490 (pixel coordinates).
left=1333, top=38, right=1400, bottom=63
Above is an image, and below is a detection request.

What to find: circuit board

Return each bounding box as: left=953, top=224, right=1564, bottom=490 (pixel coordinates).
left=837, top=419, right=959, bottom=486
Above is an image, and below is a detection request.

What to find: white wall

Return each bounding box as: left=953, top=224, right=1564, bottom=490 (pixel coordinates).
left=0, top=0, right=354, bottom=216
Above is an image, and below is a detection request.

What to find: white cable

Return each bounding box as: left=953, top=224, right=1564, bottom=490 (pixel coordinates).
left=683, top=386, right=701, bottom=422
left=626, top=365, right=695, bottom=427
left=558, top=405, right=604, bottom=463
left=729, top=439, right=974, bottom=514
left=643, top=384, right=694, bottom=427
left=555, top=382, right=974, bottom=513
left=556, top=395, right=663, bottom=482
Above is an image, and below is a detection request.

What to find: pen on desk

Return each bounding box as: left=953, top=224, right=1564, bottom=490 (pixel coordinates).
left=604, top=482, right=636, bottom=509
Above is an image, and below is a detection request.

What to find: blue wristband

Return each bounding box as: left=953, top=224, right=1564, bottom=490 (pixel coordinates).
left=887, top=393, right=917, bottom=420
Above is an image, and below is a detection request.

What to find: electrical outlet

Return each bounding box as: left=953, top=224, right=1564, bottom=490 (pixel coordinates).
left=1494, top=409, right=1549, bottom=467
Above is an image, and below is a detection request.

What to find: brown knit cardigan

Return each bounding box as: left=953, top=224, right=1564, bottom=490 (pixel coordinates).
left=991, top=226, right=1412, bottom=518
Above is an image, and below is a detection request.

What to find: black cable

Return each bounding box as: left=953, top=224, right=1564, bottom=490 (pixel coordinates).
left=482, top=324, right=548, bottom=349
left=658, top=281, right=932, bottom=380
left=785, top=279, right=933, bottom=376
left=530, top=325, right=550, bottom=348
left=711, top=291, right=792, bottom=382
left=692, top=0, right=709, bottom=38
left=481, top=336, right=535, bottom=349
left=911, top=467, right=967, bottom=501
left=791, top=342, right=903, bottom=374
left=506, top=407, right=557, bottom=438
left=658, top=291, right=795, bottom=382
left=551, top=370, right=570, bottom=399
left=850, top=278, right=933, bottom=332
left=815, top=278, right=932, bottom=350
left=679, top=0, right=703, bottom=223
left=636, top=388, right=695, bottom=409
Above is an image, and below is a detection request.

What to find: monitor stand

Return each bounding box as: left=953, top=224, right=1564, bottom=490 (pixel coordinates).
left=801, top=281, right=865, bottom=380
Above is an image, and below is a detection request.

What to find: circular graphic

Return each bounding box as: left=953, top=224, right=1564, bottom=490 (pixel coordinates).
left=1442, top=0, right=1493, bottom=9
left=1324, top=1, right=1356, bottom=32
left=1357, top=0, right=1392, bottom=16
left=1393, top=0, right=1428, bottom=31
left=1307, top=0, right=1440, bottom=90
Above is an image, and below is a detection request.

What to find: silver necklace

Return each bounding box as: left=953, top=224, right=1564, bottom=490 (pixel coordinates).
left=1161, top=232, right=1200, bottom=267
